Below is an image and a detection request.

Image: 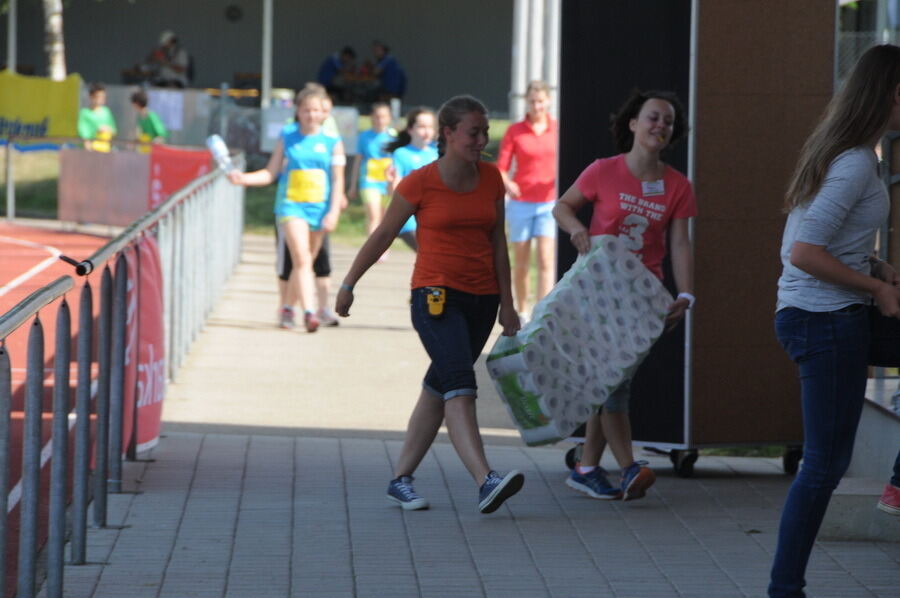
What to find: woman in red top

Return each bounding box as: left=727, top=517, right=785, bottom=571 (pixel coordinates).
left=497, top=80, right=558, bottom=322
left=553, top=90, right=696, bottom=502
left=336, top=95, right=525, bottom=514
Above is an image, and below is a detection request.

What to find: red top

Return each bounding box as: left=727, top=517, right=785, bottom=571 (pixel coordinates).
left=496, top=117, right=557, bottom=203
left=397, top=161, right=504, bottom=294
left=576, top=154, right=697, bottom=279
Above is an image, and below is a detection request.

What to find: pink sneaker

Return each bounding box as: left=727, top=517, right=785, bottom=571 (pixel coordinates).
left=303, top=311, right=320, bottom=333
left=877, top=484, right=900, bottom=515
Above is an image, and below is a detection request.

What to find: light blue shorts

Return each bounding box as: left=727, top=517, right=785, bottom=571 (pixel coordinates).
left=506, top=199, right=556, bottom=242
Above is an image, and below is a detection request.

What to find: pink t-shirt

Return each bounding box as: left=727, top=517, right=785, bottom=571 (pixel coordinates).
left=575, top=154, right=697, bottom=279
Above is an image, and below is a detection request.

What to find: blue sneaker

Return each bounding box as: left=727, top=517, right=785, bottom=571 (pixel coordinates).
left=621, top=460, right=656, bottom=501
left=566, top=467, right=623, bottom=500
left=387, top=475, right=428, bottom=510
left=479, top=470, right=524, bottom=514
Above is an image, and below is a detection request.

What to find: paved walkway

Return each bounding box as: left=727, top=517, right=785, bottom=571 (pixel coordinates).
left=43, top=236, right=899, bottom=598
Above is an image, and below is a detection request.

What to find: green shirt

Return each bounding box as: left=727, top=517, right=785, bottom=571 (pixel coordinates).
left=137, top=110, right=167, bottom=141
left=77, top=106, right=117, bottom=140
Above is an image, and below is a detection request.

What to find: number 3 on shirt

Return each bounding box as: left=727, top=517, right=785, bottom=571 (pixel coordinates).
left=286, top=169, right=326, bottom=203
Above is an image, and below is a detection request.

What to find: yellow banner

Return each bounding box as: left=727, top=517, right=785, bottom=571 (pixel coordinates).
left=0, top=70, right=82, bottom=138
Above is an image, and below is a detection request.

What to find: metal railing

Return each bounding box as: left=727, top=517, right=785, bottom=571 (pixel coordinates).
left=0, top=160, right=244, bottom=598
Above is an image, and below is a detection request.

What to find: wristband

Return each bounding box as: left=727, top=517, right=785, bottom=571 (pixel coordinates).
left=677, top=292, right=695, bottom=309
left=340, top=283, right=354, bottom=293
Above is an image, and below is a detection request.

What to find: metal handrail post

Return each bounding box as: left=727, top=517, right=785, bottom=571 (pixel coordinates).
left=93, top=267, right=112, bottom=527
left=17, top=318, right=45, bottom=598
left=71, top=282, right=92, bottom=563
left=0, top=342, right=11, bottom=598
left=108, top=255, right=128, bottom=494
left=47, top=300, right=71, bottom=597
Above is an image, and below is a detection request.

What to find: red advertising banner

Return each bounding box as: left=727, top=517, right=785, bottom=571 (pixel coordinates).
left=148, top=144, right=212, bottom=210
left=123, top=235, right=167, bottom=452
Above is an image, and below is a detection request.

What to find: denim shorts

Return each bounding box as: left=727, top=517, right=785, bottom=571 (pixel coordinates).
left=410, top=287, right=499, bottom=400
left=603, top=380, right=631, bottom=413
left=506, top=198, right=557, bottom=242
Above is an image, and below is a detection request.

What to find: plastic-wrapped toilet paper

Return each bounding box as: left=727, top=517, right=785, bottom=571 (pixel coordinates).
left=488, top=234, right=672, bottom=446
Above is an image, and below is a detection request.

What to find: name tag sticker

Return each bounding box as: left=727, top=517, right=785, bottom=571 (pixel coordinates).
left=641, top=180, right=665, bottom=197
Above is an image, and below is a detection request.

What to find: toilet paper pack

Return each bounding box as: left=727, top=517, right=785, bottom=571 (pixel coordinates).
left=487, top=234, right=672, bottom=446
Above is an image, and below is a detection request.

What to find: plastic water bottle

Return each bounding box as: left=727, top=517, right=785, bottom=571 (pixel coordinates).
left=206, top=134, right=235, bottom=172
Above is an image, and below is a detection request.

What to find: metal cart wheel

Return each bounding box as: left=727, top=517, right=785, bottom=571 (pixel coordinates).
left=564, top=444, right=583, bottom=470
left=782, top=446, right=803, bottom=475
left=670, top=449, right=699, bottom=478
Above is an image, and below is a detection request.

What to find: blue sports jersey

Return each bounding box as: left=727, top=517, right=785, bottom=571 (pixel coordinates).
left=357, top=128, right=395, bottom=194
left=392, top=144, right=438, bottom=234
left=275, top=123, right=341, bottom=228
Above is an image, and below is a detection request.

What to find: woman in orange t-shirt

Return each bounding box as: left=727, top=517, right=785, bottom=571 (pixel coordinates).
left=336, top=95, right=525, bottom=515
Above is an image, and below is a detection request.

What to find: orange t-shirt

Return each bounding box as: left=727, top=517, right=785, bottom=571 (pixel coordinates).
left=397, top=161, right=503, bottom=294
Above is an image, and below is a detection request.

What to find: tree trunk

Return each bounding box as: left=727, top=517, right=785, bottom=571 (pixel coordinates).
left=43, top=0, right=66, bottom=80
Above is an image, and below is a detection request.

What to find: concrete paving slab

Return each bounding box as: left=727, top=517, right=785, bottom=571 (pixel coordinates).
left=39, top=236, right=900, bottom=597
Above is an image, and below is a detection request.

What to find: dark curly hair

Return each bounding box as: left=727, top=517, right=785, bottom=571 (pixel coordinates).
left=610, top=89, right=687, bottom=153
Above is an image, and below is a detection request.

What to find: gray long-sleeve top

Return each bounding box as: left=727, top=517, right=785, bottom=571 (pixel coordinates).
left=777, top=147, right=888, bottom=312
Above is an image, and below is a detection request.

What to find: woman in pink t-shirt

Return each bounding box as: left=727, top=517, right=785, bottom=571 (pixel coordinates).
left=553, top=90, right=697, bottom=501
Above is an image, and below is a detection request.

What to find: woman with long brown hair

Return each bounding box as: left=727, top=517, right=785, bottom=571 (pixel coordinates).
left=770, top=44, right=900, bottom=597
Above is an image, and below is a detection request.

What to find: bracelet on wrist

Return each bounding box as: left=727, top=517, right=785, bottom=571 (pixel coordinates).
left=676, top=292, right=696, bottom=309
left=340, top=283, right=354, bottom=293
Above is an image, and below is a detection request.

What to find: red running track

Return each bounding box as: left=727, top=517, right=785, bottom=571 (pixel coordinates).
left=0, top=222, right=108, bottom=598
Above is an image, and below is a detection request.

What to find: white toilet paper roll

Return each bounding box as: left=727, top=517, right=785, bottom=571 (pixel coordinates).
left=539, top=394, right=562, bottom=414
left=556, top=336, right=582, bottom=363
left=516, top=372, right=540, bottom=395
left=621, top=294, right=646, bottom=318
left=531, top=369, right=557, bottom=394
left=564, top=401, right=593, bottom=425
left=614, top=253, right=642, bottom=280
left=598, top=363, right=625, bottom=390
left=637, top=315, right=665, bottom=339
left=625, top=331, right=653, bottom=355
left=487, top=352, right=528, bottom=378
left=592, top=234, right=623, bottom=257
left=566, top=360, right=591, bottom=382
left=632, top=271, right=659, bottom=297
left=584, top=344, right=608, bottom=366
left=608, top=348, right=636, bottom=369
left=586, top=382, right=608, bottom=407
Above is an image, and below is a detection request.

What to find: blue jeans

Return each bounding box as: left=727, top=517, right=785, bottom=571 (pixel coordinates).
left=769, top=305, right=869, bottom=598
left=410, top=287, right=499, bottom=400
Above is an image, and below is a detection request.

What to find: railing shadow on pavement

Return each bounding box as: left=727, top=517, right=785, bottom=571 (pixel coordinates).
left=0, top=159, right=244, bottom=598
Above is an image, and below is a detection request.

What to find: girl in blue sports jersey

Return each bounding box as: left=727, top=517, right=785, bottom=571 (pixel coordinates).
left=351, top=102, right=395, bottom=237
left=229, top=85, right=346, bottom=332
left=385, top=107, right=438, bottom=251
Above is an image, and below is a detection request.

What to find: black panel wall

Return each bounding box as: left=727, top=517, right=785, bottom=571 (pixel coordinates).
left=558, top=0, right=692, bottom=444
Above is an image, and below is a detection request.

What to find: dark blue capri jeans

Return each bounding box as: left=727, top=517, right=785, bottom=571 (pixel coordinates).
left=410, top=287, right=499, bottom=400
left=769, top=305, right=869, bottom=598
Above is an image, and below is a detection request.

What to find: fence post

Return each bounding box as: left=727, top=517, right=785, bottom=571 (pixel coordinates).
left=0, top=340, right=11, bottom=598
left=17, top=317, right=45, bottom=598
left=93, top=267, right=113, bottom=527
left=47, top=300, right=71, bottom=597
left=108, top=254, right=128, bottom=494
left=71, top=282, right=92, bottom=563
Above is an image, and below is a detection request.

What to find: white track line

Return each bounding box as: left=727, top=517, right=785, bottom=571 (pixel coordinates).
left=0, top=235, right=63, bottom=298
left=7, top=380, right=98, bottom=514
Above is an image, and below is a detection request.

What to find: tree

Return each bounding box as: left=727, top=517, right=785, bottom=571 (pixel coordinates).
left=43, top=0, right=65, bottom=80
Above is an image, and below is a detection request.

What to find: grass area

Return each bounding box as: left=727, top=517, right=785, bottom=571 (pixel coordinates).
left=0, top=149, right=60, bottom=218
left=2, top=117, right=512, bottom=238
